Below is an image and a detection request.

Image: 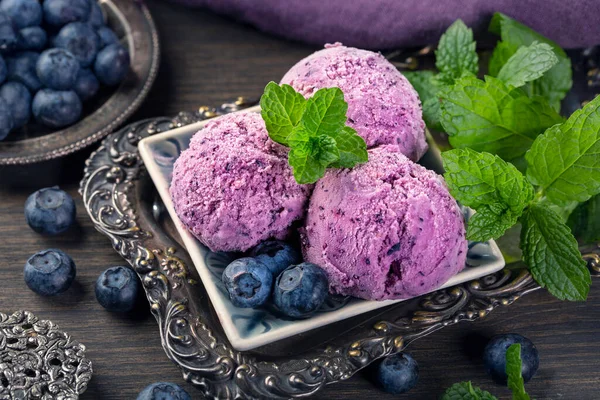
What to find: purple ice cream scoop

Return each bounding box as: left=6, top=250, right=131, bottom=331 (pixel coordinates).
left=170, top=112, right=311, bottom=252
left=301, top=145, right=467, bottom=300
left=281, top=43, right=427, bottom=161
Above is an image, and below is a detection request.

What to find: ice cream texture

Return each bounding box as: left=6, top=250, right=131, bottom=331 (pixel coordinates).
left=281, top=43, right=428, bottom=161
left=170, top=112, right=311, bottom=252
left=301, top=146, right=467, bottom=300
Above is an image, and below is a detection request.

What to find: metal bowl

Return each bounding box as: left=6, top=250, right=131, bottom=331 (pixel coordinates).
left=0, top=0, right=160, bottom=165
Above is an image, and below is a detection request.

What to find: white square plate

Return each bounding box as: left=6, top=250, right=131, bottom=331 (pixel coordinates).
left=139, top=106, right=505, bottom=351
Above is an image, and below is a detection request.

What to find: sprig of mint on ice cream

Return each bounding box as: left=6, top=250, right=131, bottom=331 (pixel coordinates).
left=260, top=82, right=368, bottom=184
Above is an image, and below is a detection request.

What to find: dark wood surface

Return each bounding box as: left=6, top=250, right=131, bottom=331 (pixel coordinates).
left=0, top=1, right=598, bottom=398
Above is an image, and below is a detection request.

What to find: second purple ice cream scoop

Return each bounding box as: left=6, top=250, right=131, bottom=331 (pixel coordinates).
left=301, top=146, right=467, bottom=300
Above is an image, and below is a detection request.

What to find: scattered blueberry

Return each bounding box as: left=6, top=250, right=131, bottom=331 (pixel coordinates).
left=6, top=51, right=41, bottom=91
left=374, top=353, right=419, bottom=394
left=95, top=266, right=140, bottom=312
left=250, top=240, right=302, bottom=276
left=273, top=263, right=328, bottom=318
left=0, top=97, right=13, bottom=140
left=94, top=43, right=130, bottom=86
left=74, top=68, right=99, bottom=101
left=24, top=186, right=76, bottom=235
left=0, top=81, right=30, bottom=128
left=0, top=0, right=42, bottom=29
left=222, top=258, right=273, bottom=308
left=43, top=0, right=92, bottom=27
left=17, top=26, right=47, bottom=50
left=0, top=11, right=18, bottom=52
left=483, top=333, right=540, bottom=385
left=96, top=26, right=118, bottom=48
left=32, top=89, right=82, bottom=128
left=0, top=54, right=6, bottom=85
left=24, top=249, right=76, bottom=296
left=36, top=48, right=80, bottom=90
left=136, top=382, right=191, bottom=400
left=87, top=1, right=105, bottom=29
left=54, top=22, right=99, bottom=67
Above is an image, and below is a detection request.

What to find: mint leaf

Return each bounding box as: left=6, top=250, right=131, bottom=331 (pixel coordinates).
left=441, top=382, right=498, bottom=400
left=520, top=203, right=591, bottom=301
left=301, top=87, right=347, bottom=138
left=439, top=75, right=563, bottom=166
left=329, top=126, right=368, bottom=168
left=443, top=148, right=534, bottom=241
left=496, top=42, right=558, bottom=88
left=568, top=194, right=600, bottom=244
left=526, top=95, right=600, bottom=206
left=260, top=82, right=307, bottom=145
left=435, top=19, right=478, bottom=84
left=288, top=135, right=339, bottom=184
left=506, top=344, right=531, bottom=400
left=404, top=70, right=444, bottom=131
left=489, top=12, right=572, bottom=110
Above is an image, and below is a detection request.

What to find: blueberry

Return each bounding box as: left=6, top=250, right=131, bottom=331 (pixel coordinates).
left=96, top=26, right=118, bottom=48
left=55, top=22, right=100, bottom=67
left=273, top=263, right=328, bottom=318
left=17, top=26, right=46, bottom=50
left=0, top=11, right=18, bottom=52
left=32, top=89, right=82, bottom=128
left=94, top=43, right=130, bottom=86
left=0, top=81, right=30, bottom=128
left=24, top=249, right=76, bottom=296
left=36, top=48, right=80, bottom=90
left=222, top=258, right=273, bottom=308
left=74, top=68, right=99, bottom=101
left=0, top=97, right=13, bottom=140
left=0, top=54, right=5, bottom=83
left=43, top=0, right=92, bottom=28
left=136, top=382, right=191, bottom=400
left=6, top=51, right=41, bottom=91
left=374, top=353, right=419, bottom=394
left=87, top=2, right=105, bottom=29
left=24, top=186, right=76, bottom=235
left=483, top=333, right=539, bottom=385
left=95, top=266, right=140, bottom=312
left=0, top=0, right=42, bottom=29
left=250, top=240, right=302, bottom=276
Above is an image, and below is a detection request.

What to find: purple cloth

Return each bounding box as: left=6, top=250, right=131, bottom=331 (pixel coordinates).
left=170, top=0, right=599, bottom=49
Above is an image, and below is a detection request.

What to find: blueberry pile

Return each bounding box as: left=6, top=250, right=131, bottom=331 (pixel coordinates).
left=222, top=240, right=329, bottom=318
left=0, top=0, right=130, bottom=140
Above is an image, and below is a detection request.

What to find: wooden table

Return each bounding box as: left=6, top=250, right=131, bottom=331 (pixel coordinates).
left=0, top=1, right=598, bottom=398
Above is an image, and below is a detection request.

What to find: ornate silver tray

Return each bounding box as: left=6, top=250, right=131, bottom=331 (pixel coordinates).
left=79, top=49, right=600, bottom=398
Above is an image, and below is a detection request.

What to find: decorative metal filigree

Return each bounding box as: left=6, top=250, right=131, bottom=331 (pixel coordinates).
left=0, top=311, right=92, bottom=400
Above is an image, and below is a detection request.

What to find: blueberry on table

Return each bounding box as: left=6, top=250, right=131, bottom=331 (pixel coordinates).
left=250, top=240, right=302, bottom=276
left=17, top=26, right=47, bottom=51
left=94, top=43, right=130, bottom=86
left=483, top=333, right=539, bottom=385
left=55, top=22, right=100, bottom=67
left=74, top=68, right=99, bottom=101
left=36, top=48, right=80, bottom=90
left=32, top=89, right=82, bottom=128
left=0, top=12, right=18, bottom=52
left=374, top=353, right=419, bottom=394
left=136, top=382, right=191, bottom=400
left=273, top=263, right=328, bottom=318
left=95, top=266, right=140, bottom=312
left=24, top=249, right=76, bottom=296
left=87, top=1, right=105, bottom=29
left=24, top=186, right=76, bottom=235
left=96, top=26, right=119, bottom=48
left=0, top=81, right=31, bottom=128
left=7, top=51, right=41, bottom=91
left=0, top=97, right=13, bottom=140
left=0, top=0, right=42, bottom=29
left=222, top=258, right=273, bottom=308
left=43, top=0, right=92, bottom=28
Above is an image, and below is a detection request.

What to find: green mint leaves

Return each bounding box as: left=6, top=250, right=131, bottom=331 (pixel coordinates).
left=441, top=382, right=498, bottom=400
left=496, top=42, right=558, bottom=88
left=506, top=344, right=531, bottom=400
left=435, top=19, right=479, bottom=84
left=260, top=82, right=368, bottom=184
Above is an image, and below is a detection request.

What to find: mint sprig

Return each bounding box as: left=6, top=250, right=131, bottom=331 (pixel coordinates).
left=506, top=344, right=532, bottom=400
left=260, top=82, right=368, bottom=184
left=435, top=19, right=479, bottom=84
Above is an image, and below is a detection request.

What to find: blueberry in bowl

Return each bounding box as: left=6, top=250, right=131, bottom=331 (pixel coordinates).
left=222, top=258, right=274, bottom=308
left=250, top=240, right=302, bottom=276
left=24, top=186, right=76, bottom=235
left=24, top=249, right=76, bottom=296
left=273, top=263, right=328, bottom=318
left=95, top=266, right=140, bottom=312
left=32, top=89, right=82, bottom=128
left=54, top=22, right=100, bottom=68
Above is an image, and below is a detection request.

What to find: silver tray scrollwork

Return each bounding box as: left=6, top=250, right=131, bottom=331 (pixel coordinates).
left=80, top=49, right=600, bottom=398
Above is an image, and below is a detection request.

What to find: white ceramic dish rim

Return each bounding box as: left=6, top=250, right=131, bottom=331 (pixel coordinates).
left=138, top=106, right=505, bottom=351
